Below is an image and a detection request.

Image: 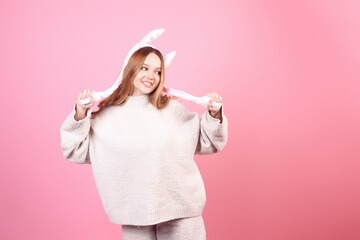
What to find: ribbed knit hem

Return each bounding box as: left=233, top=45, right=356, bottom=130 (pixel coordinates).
left=206, top=105, right=224, bottom=122
left=68, top=103, right=92, bottom=129
left=107, top=203, right=205, bottom=226
left=205, top=105, right=227, bottom=133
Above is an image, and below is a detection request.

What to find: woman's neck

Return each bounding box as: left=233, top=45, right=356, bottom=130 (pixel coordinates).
left=125, top=94, right=150, bottom=106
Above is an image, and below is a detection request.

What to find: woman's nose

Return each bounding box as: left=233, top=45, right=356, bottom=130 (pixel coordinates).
left=147, top=71, right=155, bottom=79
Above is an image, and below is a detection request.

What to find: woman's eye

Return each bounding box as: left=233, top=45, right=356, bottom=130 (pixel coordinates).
left=156, top=71, right=161, bottom=75
left=141, top=67, right=147, bottom=70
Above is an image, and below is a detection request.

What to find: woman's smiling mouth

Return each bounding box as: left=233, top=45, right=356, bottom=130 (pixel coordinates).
left=142, top=81, right=153, bottom=88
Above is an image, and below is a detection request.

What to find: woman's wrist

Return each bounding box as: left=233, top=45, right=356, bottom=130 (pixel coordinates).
left=209, top=108, right=223, bottom=123
left=74, top=104, right=88, bottom=121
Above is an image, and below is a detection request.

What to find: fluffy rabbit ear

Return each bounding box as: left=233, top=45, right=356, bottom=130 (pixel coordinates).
left=164, top=51, right=176, bottom=68
left=139, top=28, right=165, bottom=46
left=118, top=29, right=165, bottom=82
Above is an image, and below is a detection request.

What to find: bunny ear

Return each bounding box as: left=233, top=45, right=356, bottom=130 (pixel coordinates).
left=139, top=28, right=165, bottom=45
left=112, top=28, right=169, bottom=90
left=164, top=51, right=176, bottom=68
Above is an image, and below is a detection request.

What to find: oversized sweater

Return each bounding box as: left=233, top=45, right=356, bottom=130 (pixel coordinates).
left=60, top=94, right=228, bottom=226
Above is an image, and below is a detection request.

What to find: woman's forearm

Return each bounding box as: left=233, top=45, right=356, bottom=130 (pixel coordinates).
left=74, top=105, right=88, bottom=121
left=209, top=107, right=223, bottom=123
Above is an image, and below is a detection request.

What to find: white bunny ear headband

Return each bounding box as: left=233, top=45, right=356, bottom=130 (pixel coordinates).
left=79, top=28, right=221, bottom=109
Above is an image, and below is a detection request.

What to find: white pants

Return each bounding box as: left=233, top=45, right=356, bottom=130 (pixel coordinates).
left=121, top=215, right=206, bottom=240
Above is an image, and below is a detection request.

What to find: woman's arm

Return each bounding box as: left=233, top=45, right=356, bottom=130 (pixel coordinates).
left=195, top=105, right=228, bottom=155
left=60, top=103, right=92, bottom=164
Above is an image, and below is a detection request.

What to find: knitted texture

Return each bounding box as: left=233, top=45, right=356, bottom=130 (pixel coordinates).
left=60, top=94, right=228, bottom=225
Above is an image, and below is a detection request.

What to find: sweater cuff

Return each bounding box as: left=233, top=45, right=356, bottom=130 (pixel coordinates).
left=204, top=106, right=227, bottom=133
left=68, top=103, right=92, bottom=129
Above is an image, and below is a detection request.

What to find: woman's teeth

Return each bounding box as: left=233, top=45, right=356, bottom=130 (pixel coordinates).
left=142, top=82, right=152, bottom=88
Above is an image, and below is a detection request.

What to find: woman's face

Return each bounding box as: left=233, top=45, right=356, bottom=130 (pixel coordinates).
left=132, top=52, right=162, bottom=96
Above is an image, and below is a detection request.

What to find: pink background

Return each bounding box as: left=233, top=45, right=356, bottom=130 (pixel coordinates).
left=1, top=0, right=359, bottom=239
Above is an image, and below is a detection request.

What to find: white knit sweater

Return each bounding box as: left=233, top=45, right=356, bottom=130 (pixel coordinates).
left=60, top=94, right=228, bottom=226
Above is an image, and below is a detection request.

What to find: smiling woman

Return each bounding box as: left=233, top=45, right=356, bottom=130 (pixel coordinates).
left=60, top=32, right=228, bottom=240
left=78, top=28, right=222, bottom=110
left=133, top=52, right=162, bottom=96
left=89, top=46, right=176, bottom=117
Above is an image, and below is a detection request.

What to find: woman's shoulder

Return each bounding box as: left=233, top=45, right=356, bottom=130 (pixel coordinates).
left=166, top=98, right=198, bottom=121
left=167, top=98, right=188, bottom=112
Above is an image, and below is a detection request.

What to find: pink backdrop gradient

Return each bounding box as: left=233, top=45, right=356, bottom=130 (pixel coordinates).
left=1, top=0, right=359, bottom=239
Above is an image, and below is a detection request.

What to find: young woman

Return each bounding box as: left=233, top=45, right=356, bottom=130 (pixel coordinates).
left=60, top=46, right=228, bottom=240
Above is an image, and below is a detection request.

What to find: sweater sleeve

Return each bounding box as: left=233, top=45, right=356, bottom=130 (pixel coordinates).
left=195, top=106, right=228, bottom=155
left=59, top=103, right=92, bottom=164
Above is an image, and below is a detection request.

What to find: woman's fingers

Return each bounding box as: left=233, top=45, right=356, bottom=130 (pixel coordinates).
left=80, top=89, right=95, bottom=98
left=77, top=89, right=96, bottom=108
left=90, top=90, right=96, bottom=102
left=206, top=92, right=223, bottom=113
left=206, top=92, right=223, bottom=103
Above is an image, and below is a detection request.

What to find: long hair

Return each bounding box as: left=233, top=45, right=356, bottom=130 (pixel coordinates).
left=91, top=46, right=177, bottom=118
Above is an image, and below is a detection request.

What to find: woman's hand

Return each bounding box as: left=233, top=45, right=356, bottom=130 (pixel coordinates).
left=163, top=84, right=169, bottom=92
left=76, top=89, right=96, bottom=113
left=206, top=92, right=223, bottom=121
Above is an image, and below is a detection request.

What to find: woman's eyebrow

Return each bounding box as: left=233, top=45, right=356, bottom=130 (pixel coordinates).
left=143, top=63, right=161, bottom=69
